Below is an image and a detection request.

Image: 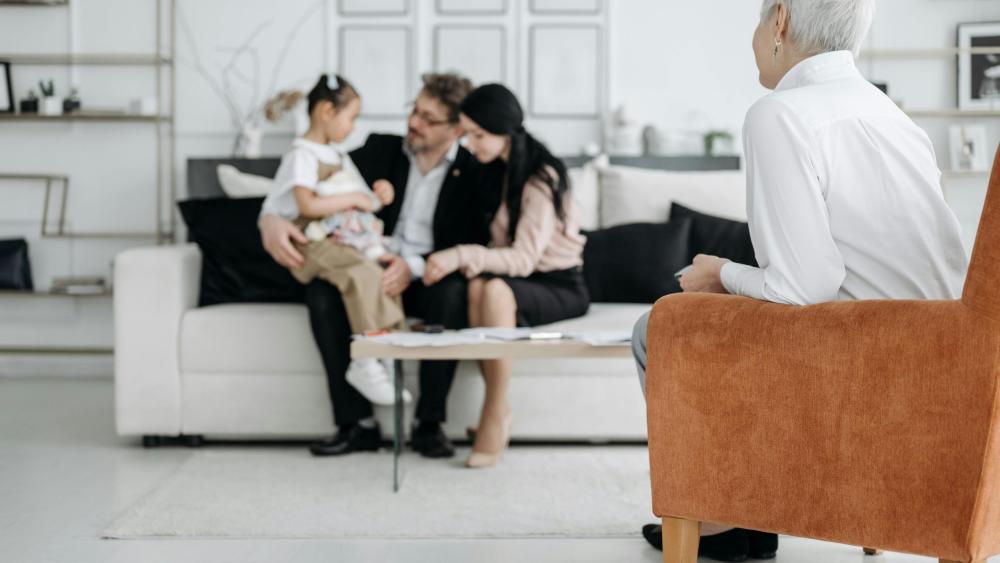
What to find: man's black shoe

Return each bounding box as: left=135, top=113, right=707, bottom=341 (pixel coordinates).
left=641, top=524, right=750, bottom=562
left=744, top=529, right=778, bottom=559
left=410, top=422, right=455, bottom=458
left=309, top=423, right=381, bottom=457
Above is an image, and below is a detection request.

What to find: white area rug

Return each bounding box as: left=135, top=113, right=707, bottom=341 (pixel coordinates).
left=103, top=447, right=652, bottom=539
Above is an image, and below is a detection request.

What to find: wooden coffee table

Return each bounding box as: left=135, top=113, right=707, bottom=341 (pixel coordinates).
left=351, top=336, right=633, bottom=491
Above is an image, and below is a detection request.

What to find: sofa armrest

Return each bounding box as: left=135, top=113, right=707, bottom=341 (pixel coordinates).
left=645, top=293, right=1000, bottom=561
left=113, top=244, right=201, bottom=436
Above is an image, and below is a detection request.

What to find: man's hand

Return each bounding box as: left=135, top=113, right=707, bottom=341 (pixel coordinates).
left=373, top=179, right=395, bottom=206
left=379, top=253, right=412, bottom=297
left=680, top=254, right=731, bottom=294
left=259, top=214, right=307, bottom=269
left=423, top=249, right=460, bottom=286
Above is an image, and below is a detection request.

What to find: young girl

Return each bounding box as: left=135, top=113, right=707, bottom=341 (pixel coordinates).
left=262, top=73, right=409, bottom=406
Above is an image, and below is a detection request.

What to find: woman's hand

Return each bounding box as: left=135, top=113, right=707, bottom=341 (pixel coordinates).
left=372, top=179, right=395, bottom=206
left=423, top=249, right=461, bottom=286
left=680, top=254, right=731, bottom=294
left=259, top=214, right=307, bottom=269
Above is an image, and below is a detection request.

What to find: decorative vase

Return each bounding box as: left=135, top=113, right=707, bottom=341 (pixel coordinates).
left=40, top=96, right=63, bottom=116
left=235, top=125, right=263, bottom=158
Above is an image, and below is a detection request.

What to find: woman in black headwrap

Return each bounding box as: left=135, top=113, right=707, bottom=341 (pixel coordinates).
left=423, top=84, right=590, bottom=468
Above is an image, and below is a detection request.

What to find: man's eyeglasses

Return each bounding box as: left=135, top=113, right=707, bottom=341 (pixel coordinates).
left=406, top=102, right=454, bottom=127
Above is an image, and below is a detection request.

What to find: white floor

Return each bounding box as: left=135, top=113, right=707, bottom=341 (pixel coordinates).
left=0, top=378, right=986, bottom=563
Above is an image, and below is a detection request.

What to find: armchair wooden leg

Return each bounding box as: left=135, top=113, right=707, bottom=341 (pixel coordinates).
left=661, top=517, right=700, bottom=563
left=863, top=547, right=882, bottom=555
left=939, top=560, right=985, bottom=563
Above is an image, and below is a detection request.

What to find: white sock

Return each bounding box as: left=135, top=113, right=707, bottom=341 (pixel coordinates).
left=357, top=417, right=377, bottom=429
left=350, top=358, right=378, bottom=371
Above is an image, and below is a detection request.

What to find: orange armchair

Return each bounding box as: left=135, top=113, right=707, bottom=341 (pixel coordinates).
left=645, top=145, right=1000, bottom=563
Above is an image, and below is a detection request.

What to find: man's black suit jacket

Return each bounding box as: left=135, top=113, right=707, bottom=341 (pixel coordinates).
left=348, top=133, right=503, bottom=254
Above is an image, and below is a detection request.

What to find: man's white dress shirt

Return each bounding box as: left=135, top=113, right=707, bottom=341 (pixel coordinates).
left=721, top=50, right=968, bottom=304
left=392, top=141, right=460, bottom=279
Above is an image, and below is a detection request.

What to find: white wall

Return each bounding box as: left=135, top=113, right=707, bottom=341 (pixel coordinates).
left=0, top=0, right=998, bottom=369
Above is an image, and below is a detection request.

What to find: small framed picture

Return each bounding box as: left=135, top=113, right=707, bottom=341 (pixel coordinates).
left=0, top=62, right=12, bottom=113
left=948, top=124, right=989, bottom=171
left=958, top=22, right=1000, bottom=110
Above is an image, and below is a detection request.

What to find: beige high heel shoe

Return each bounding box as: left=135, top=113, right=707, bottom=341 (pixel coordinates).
left=465, top=412, right=513, bottom=469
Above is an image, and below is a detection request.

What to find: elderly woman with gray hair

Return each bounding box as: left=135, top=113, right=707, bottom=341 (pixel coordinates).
left=636, top=0, right=968, bottom=559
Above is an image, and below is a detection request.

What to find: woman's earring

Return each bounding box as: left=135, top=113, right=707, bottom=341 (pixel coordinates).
left=773, top=38, right=782, bottom=58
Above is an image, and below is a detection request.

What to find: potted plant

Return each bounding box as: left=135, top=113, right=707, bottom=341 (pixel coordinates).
left=703, top=130, right=734, bottom=157
left=38, top=80, right=61, bottom=116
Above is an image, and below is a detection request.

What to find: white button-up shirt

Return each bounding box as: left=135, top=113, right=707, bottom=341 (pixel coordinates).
left=391, top=141, right=460, bottom=279
left=721, top=51, right=968, bottom=305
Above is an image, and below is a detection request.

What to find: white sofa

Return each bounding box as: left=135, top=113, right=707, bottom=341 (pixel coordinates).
left=114, top=160, right=746, bottom=442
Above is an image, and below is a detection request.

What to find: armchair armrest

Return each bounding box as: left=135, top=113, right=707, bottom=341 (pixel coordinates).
left=645, top=293, right=1000, bottom=561
left=113, top=244, right=201, bottom=436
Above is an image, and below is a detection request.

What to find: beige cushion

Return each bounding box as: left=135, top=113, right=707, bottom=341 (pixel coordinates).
left=217, top=164, right=274, bottom=198
left=567, top=154, right=608, bottom=231
left=598, top=166, right=747, bottom=228
left=181, top=304, right=324, bottom=375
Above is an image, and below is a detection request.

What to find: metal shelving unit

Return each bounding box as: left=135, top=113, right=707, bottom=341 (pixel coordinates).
left=0, top=0, right=176, bottom=245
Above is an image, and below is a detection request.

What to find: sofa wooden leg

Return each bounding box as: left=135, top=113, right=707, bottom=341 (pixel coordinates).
left=661, top=517, right=700, bottom=563
left=863, top=547, right=882, bottom=555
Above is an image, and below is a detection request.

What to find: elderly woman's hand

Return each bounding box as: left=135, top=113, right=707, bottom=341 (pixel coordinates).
left=259, top=214, right=307, bottom=269
left=423, top=249, right=461, bottom=286
left=680, top=254, right=731, bottom=294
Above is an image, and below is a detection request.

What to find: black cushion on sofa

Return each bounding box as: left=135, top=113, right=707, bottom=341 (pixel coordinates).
left=582, top=218, right=693, bottom=304
left=670, top=203, right=757, bottom=267
left=178, top=197, right=304, bottom=306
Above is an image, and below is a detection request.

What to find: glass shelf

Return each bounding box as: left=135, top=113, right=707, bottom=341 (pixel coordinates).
left=0, top=53, right=172, bottom=65
left=0, top=112, right=171, bottom=122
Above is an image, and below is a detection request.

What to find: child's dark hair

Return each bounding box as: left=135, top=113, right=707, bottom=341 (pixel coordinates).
left=307, top=73, right=359, bottom=114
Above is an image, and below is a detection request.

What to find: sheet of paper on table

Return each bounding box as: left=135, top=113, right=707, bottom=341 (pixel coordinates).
left=359, top=332, right=487, bottom=348
left=564, top=331, right=633, bottom=346
left=357, top=329, right=632, bottom=348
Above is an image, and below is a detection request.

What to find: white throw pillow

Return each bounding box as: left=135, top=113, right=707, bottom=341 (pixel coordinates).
left=217, top=164, right=274, bottom=198
left=598, top=166, right=747, bottom=228
left=567, top=154, right=608, bottom=231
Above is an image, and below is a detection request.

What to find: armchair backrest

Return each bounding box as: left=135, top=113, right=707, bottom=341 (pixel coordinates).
left=962, top=144, right=1000, bottom=320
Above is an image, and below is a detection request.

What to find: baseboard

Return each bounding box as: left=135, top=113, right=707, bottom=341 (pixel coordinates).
left=0, top=353, right=113, bottom=378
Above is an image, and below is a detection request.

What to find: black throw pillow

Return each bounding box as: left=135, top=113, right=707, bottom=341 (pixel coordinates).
left=178, top=197, right=304, bottom=306
left=669, top=203, right=757, bottom=267
left=582, top=218, right=693, bottom=304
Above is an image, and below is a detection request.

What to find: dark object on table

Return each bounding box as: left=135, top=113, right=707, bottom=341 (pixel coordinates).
left=0, top=238, right=34, bottom=291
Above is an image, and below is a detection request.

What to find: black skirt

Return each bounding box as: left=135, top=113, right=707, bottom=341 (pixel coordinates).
left=482, top=267, right=590, bottom=327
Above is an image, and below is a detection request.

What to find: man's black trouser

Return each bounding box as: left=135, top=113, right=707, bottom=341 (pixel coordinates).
left=304, top=274, right=469, bottom=427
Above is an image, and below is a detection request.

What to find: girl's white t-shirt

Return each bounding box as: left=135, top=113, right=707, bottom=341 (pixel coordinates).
left=261, top=138, right=370, bottom=220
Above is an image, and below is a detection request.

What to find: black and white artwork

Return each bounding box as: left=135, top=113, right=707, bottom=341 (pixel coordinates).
left=959, top=22, right=1000, bottom=110
left=0, top=62, right=12, bottom=113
